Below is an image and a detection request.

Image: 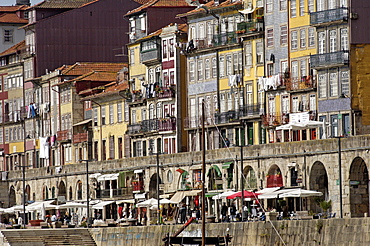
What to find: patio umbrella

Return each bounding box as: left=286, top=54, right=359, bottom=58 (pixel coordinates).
left=160, top=198, right=178, bottom=204
left=227, top=190, right=260, bottom=199
left=212, top=191, right=238, bottom=200
left=58, top=202, right=86, bottom=208
left=279, top=188, right=323, bottom=198
left=137, top=198, right=158, bottom=207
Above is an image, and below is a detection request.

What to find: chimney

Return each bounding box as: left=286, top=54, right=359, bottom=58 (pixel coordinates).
left=16, top=0, right=31, bottom=6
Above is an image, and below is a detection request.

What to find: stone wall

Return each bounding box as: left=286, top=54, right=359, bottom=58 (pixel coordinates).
left=89, top=218, right=370, bottom=246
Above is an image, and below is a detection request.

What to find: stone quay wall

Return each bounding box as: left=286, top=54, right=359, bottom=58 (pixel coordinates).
left=89, top=218, right=370, bottom=246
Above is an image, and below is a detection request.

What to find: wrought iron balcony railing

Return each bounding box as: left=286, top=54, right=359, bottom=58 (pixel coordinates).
left=286, top=76, right=316, bottom=91
left=310, top=51, right=349, bottom=69
left=310, top=7, right=348, bottom=26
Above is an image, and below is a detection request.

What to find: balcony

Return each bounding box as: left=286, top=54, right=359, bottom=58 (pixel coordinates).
left=96, top=187, right=133, bottom=199
left=157, top=87, right=175, bottom=99
left=236, top=21, right=264, bottom=36
left=127, top=123, right=142, bottom=135
left=132, top=180, right=144, bottom=193
left=262, top=114, right=288, bottom=128
left=214, top=111, right=240, bottom=124
left=158, top=117, right=176, bottom=131
left=73, top=132, right=88, bottom=144
left=141, top=48, right=161, bottom=66
left=310, top=7, right=348, bottom=26
left=286, top=76, right=316, bottom=91
left=141, top=119, right=158, bottom=133
left=240, top=104, right=264, bottom=118
left=310, top=51, right=349, bottom=69
left=184, top=116, right=201, bottom=129
left=213, top=32, right=238, bottom=47
left=57, top=129, right=72, bottom=141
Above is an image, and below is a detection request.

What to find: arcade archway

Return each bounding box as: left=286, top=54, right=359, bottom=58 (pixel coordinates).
left=349, top=157, right=369, bottom=217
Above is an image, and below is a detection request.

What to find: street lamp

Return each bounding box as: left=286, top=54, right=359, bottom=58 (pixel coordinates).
left=15, top=162, right=31, bottom=229
left=335, top=136, right=344, bottom=218
left=79, top=159, right=94, bottom=227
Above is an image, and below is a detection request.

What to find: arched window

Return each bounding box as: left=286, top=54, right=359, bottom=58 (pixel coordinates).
left=156, top=102, right=162, bottom=119
left=149, top=104, right=154, bottom=119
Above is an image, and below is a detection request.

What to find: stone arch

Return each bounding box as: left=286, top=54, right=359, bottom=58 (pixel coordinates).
left=243, top=166, right=257, bottom=190
left=309, top=161, right=328, bottom=198
left=207, top=165, right=223, bottom=191
left=149, top=173, right=162, bottom=199
left=43, top=186, right=49, bottom=200
left=25, top=184, right=31, bottom=202
left=76, top=180, right=83, bottom=200
left=9, top=186, right=16, bottom=207
left=349, top=157, right=369, bottom=217
left=58, top=180, right=67, bottom=199
left=266, top=164, right=283, bottom=188
left=69, top=186, right=73, bottom=201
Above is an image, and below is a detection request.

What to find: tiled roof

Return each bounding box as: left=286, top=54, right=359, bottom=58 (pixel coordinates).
left=0, top=13, right=28, bottom=24
left=132, top=0, right=151, bottom=4
left=81, top=80, right=129, bottom=98
left=0, top=40, right=26, bottom=57
left=0, top=6, right=28, bottom=12
left=126, top=0, right=191, bottom=16
left=59, top=62, right=126, bottom=76
left=177, top=0, right=242, bottom=18
left=33, top=0, right=95, bottom=9
left=72, top=71, right=118, bottom=83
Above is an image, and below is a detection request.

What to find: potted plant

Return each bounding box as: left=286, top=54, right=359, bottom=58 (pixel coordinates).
left=319, top=200, right=332, bottom=218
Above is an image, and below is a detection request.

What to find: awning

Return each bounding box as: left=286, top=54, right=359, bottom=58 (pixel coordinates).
left=257, top=187, right=282, bottom=194
left=89, top=173, right=102, bottom=179
left=212, top=191, right=238, bottom=200
left=73, top=119, right=92, bottom=127
left=170, top=190, right=202, bottom=203
left=207, top=165, right=222, bottom=176
left=97, top=173, right=119, bottom=182
left=189, top=164, right=202, bottom=170
left=116, top=199, right=135, bottom=204
left=134, top=169, right=143, bottom=174
left=205, top=192, right=220, bottom=198
left=239, top=7, right=256, bottom=14
left=92, top=200, right=115, bottom=209
left=222, top=161, right=233, bottom=169
left=258, top=188, right=301, bottom=199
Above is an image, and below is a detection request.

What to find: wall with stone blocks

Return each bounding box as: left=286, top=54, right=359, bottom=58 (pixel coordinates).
left=90, top=218, right=370, bottom=246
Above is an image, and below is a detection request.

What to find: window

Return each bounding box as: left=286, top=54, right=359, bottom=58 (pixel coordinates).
left=93, top=108, right=98, bottom=126
left=291, top=31, right=298, bottom=50
left=280, top=0, right=287, bottom=10
left=329, top=30, right=337, bottom=53
left=292, top=96, right=299, bottom=112
left=131, top=109, right=136, bottom=124
left=233, top=53, right=239, bottom=74
left=226, top=55, right=232, bottom=76
left=300, top=60, right=307, bottom=77
left=267, top=28, right=274, bottom=47
left=189, top=61, right=195, bottom=81
left=142, top=40, right=156, bottom=51
left=245, top=42, right=252, bottom=66
left=328, top=0, right=336, bottom=10
left=331, top=114, right=338, bottom=137
left=246, top=82, right=253, bottom=106
left=141, top=108, right=146, bottom=121
left=205, top=59, right=211, bottom=79
left=163, top=72, right=169, bottom=87
left=170, top=71, right=174, bottom=85
left=156, top=102, right=162, bottom=119
left=340, top=28, right=348, bottom=50
left=109, top=104, right=114, bottom=124
left=207, top=22, right=213, bottom=46
left=124, top=103, right=129, bottom=122
left=212, top=57, right=217, bottom=78
left=163, top=40, right=168, bottom=59
left=341, top=71, right=349, bottom=96
left=219, top=56, right=225, bottom=77
left=282, top=95, right=289, bottom=114
left=308, top=0, right=314, bottom=12
left=308, top=28, right=315, bottom=47
left=290, top=0, right=296, bottom=18
left=169, top=38, right=174, bottom=57
left=309, top=94, right=316, bottom=110
left=149, top=104, right=154, bottom=119
left=318, top=74, right=327, bottom=98
left=291, top=61, right=298, bottom=78
left=318, top=32, right=326, bottom=54
left=266, top=0, right=273, bottom=13
left=130, top=49, right=135, bottom=65
left=299, top=0, right=305, bottom=16
left=280, top=25, right=288, bottom=46
left=101, top=106, right=106, bottom=125
left=300, top=29, right=306, bottom=48
left=256, top=42, right=263, bottom=64
left=329, top=71, right=338, bottom=97
left=117, top=102, right=122, bottom=122
left=197, top=60, right=203, bottom=80
left=3, top=29, right=13, bottom=43
left=109, top=136, right=115, bottom=159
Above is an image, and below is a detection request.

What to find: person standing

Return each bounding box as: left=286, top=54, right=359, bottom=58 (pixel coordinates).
left=221, top=203, right=228, bottom=222
left=224, top=138, right=230, bottom=148
left=180, top=204, right=187, bottom=223
left=229, top=203, right=237, bottom=221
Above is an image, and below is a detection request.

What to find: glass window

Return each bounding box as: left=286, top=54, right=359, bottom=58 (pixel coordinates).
left=219, top=56, right=225, bottom=77
left=318, top=74, right=327, bottom=98
left=300, top=29, right=306, bottom=48
left=318, top=31, right=326, bottom=54
left=189, top=61, right=195, bottom=81
left=280, top=0, right=287, bottom=10
left=329, top=72, right=338, bottom=97
left=197, top=60, right=203, bottom=80
left=205, top=59, right=211, bottom=79
left=340, top=28, right=348, bottom=51
left=266, top=0, right=273, bottom=13
left=256, top=42, right=263, bottom=64
left=329, top=29, right=337, bottom=53
left=308, top=28, right=315, bottom=47
left=290, top=0, right=296, bottom=17
left=245, top=42, right=252, bottom=66
left=341, top=71, right=349, bottom=96
left=226, top=55, right=232, bottom=76
left=291, top=31, right=298, bottom=50
left=299, top=0, right=305, bottom=16
left=280, top=25, right=288, bottom=46
left=267, top=28, right=274, bottom=47
left=212, top=57, right=217, bottom=78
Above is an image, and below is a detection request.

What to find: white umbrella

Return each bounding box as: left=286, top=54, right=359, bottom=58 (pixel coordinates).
left=212, top=191, right=238, bottom=200
left=58, top=202, right=86, bottom=208
left=160, top=198, right=178, bottom=204
left=279, top=188, right=323, bottom=198
left=137, top=198, right=158, bottom=207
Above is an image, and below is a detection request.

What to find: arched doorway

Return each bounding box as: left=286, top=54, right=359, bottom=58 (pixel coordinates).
left=9, top=186, right=16, bottom=207
left=243, top=166, right=257, bottom=190
left=266, top=165, right=283, bottom=188
left=76, top=181, right=83, bottom=200
left=207, top=165, right=223, bottom=191
left=309, top=161, right=328, bottom=213
left=58, top=181, right=67, bottom=199
left=149, top=173, right=162, bottom=199
left=349, top=157, right=369, bottom=217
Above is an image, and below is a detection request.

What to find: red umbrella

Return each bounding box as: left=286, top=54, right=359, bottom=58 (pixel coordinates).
left=226, top=190, right=260, bottom=199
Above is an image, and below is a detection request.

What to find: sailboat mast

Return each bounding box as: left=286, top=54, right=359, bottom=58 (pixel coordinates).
left=201, top=100, right=206, bottom=246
